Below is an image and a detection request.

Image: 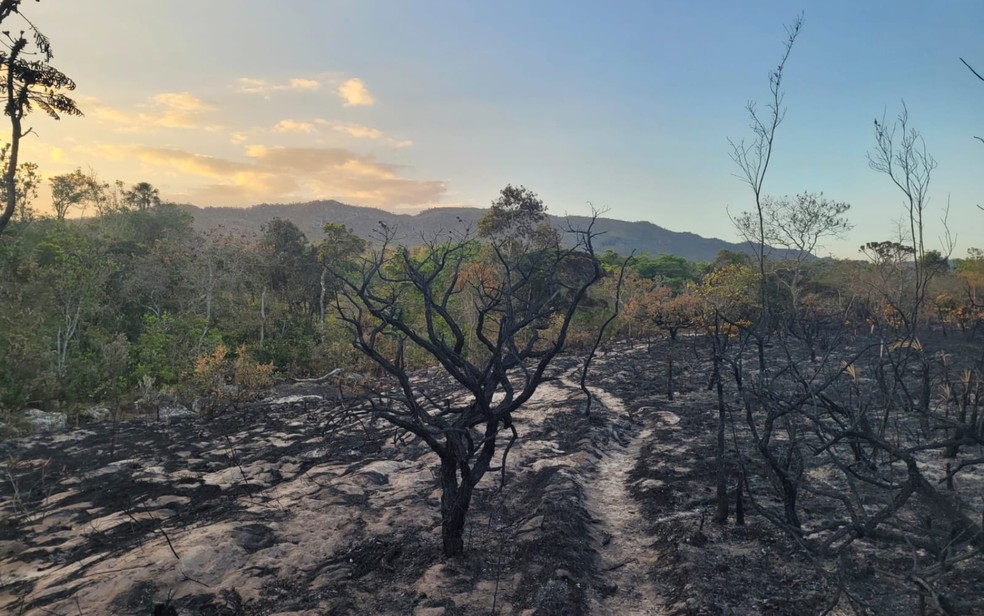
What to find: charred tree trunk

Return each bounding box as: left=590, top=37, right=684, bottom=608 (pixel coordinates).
left=439, top=452, right=475, bottom=558
left=756, top=332, right=767, bottom=374
left=714, top=384, right=729, bottom=524
left=713, top=321, right=729, bottom=525
left=666, top=328, right=677, bottom=401
left=735, top=470, right=745, bottom=526
left=919, top=357, right=932, bottom=435
left=780, top=476, right=801, bottom=530
left=943, top=401, right=969, bottom=459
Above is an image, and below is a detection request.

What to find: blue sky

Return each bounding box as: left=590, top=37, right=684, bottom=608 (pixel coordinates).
left=17, top=1, right=984, bottom=257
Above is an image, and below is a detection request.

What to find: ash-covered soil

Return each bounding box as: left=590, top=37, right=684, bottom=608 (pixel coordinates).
left=0, top=342, right=946, bottom=615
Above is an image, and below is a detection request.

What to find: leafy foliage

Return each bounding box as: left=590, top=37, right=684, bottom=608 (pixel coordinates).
left=193, top=343, right=274, bottom=415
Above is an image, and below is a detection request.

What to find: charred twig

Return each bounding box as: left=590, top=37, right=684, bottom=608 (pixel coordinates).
left=580, top=250, right=632, bottom=416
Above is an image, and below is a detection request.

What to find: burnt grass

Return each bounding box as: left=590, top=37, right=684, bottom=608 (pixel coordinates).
left=1, top=400, right=334, bottom=613
left=0, top=359, right=614, bottom=615
left=2, top=335, right=982, bottom=614
left=607, top=332, right=984, bottom=615
left=609, top=344, right=834, bottom=614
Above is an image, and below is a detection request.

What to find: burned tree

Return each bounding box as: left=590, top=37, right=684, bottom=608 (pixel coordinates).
left=717, top=108, right=983, bottom=610
left=330, top=190, right=602, bottom=557
left=728, top=14, right=803, bottom=372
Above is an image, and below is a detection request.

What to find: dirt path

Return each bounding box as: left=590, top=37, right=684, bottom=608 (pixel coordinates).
left=566, top=373, right=666, bottom=615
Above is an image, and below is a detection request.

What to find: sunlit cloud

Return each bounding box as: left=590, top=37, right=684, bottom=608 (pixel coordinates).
left=84, top=143, right=446, bottom=208
left=245, top=144, right=269, bottom=158
left=316, top=119, right=383, bottom=140
left=151, top=92, right=212, bottom=112
left=314, top=119, right=412, bottom=148
left=90, top=144, right=244, bottom=178
left=236, top=78, right=269, bottom=94
left=289, top=78, right=320, bottom=90
left=237, top=77, right=322, bottom=95
left=90, top=92, right=218, bottom=132
left=20, top=138, right=78, bottom=174
left=273, top=119, right=316, bottom=134
left=338, top=78, right=375, bottom=106
left=253, top=146, right=400, bottom=177
left=267, top=117, right=413, bottom=148
left=339, top=158, right=396, bottom=179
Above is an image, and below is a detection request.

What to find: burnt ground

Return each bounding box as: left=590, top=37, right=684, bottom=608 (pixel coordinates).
left=1, top=341, right=980, bottom=615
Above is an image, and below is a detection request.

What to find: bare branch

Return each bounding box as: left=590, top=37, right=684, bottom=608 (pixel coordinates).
left=960, top=57, right=984, bottom=82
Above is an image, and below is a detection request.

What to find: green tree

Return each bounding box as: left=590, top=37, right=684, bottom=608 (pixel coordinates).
left=187, top=228, right=254, bottom=354
left=478, top=184, right=556, bottom=245
left=256, top=219, right=319, bottom=361
left=954, top=248, right=983, bottom=306
left=259, top=218, right=312, bottom=297
left=632, top=253, right=700, bottom=291
left=49, top=168, right=103, bottom=221
left=710, top=249, right=753, bottom=271
left=22, top=222, right=112, bottom=404
left=133, top=312, right=205, bottom=385
left=316, top=222, right=366, bottom=327
left=919, top=249, right=949, bottom=276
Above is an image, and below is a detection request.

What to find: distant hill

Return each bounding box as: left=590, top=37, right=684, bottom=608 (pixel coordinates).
left=179, top=200, right=758, bottom=263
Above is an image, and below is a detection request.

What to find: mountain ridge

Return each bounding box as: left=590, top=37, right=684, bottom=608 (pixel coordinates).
left=179, top=200, right=755, bottom=263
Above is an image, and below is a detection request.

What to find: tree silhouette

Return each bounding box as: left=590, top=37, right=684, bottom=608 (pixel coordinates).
left=0, top=1, right=82, bottom=234
left=123, top=182, right=162, bottom=211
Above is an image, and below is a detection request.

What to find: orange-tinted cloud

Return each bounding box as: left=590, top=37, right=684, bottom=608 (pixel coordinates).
left=316, top=119, right=383, bottom=140
left=90, top=92, right=218, bottom=132
left=338, top=78, right=374, bottom=106
left=267, top=118, right=412, bottom=148
left=273, top=119, right=316, bottom=134
left=313, top=119, right=412, bottom=148
left=87, top=143, right=445, bottom=208
left=237, top=77, right=322, bottom=96
left=289, top=78, right=320, bottom=90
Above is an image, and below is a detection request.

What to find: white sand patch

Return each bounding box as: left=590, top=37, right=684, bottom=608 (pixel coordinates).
left=568, top=370, right=668, bottom=615
left=266, top=394, right=324, bottom=406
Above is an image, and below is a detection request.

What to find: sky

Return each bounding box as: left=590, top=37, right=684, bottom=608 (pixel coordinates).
left=11, top=0, right=984, bottom=258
